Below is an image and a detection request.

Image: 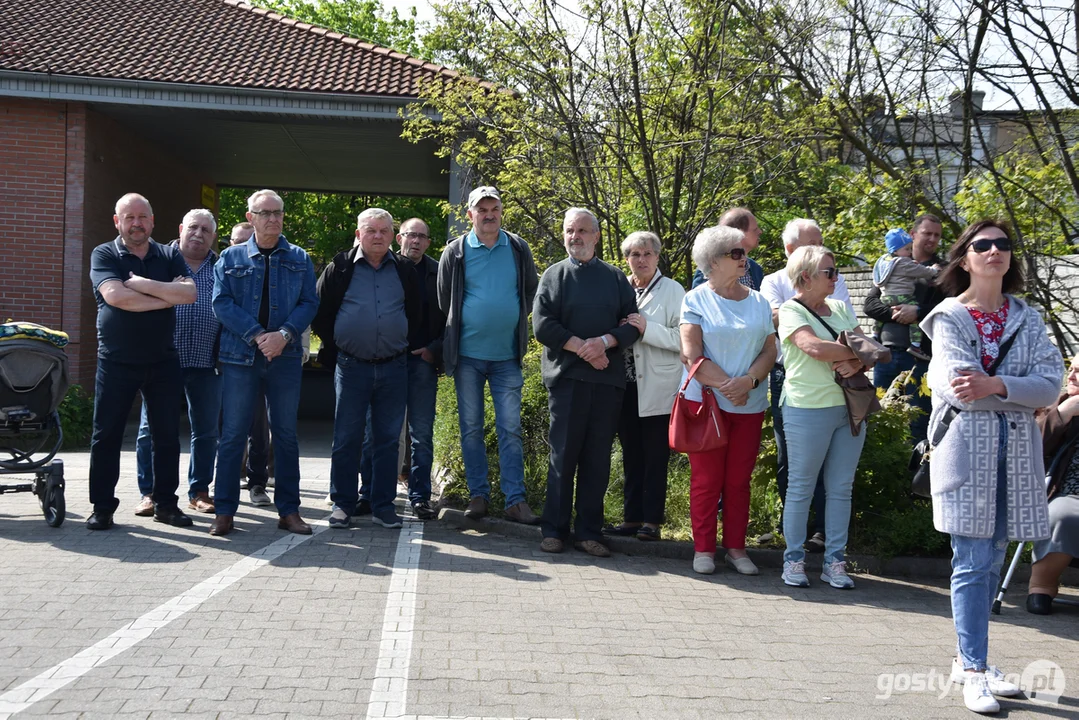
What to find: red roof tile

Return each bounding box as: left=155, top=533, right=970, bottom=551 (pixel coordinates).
left=0, top=0, right=493, bottom=96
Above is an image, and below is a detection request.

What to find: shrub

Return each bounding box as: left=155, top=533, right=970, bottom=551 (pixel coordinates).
left=57, top=384, right=94, bottom=449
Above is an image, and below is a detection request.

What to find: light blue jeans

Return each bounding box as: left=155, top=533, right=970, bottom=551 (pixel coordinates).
left=453, top=356, right=526, bottom=508
left=950, top=414, right=1010, bottom=672
left=782, top=403, right=866, bottom=565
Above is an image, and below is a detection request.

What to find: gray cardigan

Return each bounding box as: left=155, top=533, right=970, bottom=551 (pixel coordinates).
left=436, top=230, right=539, bottom=377
left=921, top=296, right=1063, bottom=540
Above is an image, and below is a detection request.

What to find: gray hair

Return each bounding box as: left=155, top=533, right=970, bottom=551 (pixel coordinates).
left=781, top=218, right=821, bottom=256
left=563, top=207, right=599, bottom=232
left=358, top=207, right=394, bottom=230
left=621, top=231, right=662, bottom=257
left=247, top=189, right=284, bottom=212
left=692, top=225, right=744, bottom=278
left=115, top=192, right=152, bottom=216
left=182, top=208, right=217, bottom=233
left=787, top=245, right=835, bottom=290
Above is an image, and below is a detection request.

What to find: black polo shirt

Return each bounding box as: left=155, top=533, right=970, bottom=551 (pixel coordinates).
left=89, top=237, right=191, bottom=364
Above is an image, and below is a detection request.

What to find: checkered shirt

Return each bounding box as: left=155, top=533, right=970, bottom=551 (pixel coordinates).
left=173, top=245, right=220, bottom=369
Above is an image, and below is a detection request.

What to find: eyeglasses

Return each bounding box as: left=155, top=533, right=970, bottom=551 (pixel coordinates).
left=627, top=251, right=656, bottom=259
left=401, top=232, right=429, bottom=241
left=818, top=267, right=838, bottom=279
left=969, top=237, right=1012, bottom=253
left=252, top=210, right=284, bottom=219
left=723, top=248, right=746, bottom=260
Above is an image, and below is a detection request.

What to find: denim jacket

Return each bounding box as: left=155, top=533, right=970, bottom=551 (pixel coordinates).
left=212, top=235, right=319, bottom=366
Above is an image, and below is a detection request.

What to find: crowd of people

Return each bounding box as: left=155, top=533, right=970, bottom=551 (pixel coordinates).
left=86, top=187, right=1074, bottom=715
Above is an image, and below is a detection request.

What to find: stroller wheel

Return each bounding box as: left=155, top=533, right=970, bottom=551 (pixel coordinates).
left=43, top=461, right=65, bottom=527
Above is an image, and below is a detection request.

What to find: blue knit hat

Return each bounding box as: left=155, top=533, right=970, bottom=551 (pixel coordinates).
left=885, top=228, right=913, bottom=254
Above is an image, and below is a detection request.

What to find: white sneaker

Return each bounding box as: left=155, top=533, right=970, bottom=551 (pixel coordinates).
left=821, top=560, right=855, bottom=589
left=962, top=672, right=1001, bottom=714
left=249, top=486, right=272, bottom=507
left=324, top=493, right=333, bottom=506
left=692, top=552, right=715, bottom=575
left=950, top=660, right=1021, bottom=697
left=725, top=554, right=759, bottom=575
left=782, top=560, right=810, bottom=587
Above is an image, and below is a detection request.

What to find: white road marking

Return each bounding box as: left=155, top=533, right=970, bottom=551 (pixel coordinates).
left=0, top=525, right=327, bottom=718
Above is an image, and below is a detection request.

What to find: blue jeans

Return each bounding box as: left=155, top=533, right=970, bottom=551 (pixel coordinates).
left=782, top=403, right=867, bottom=565
left=453, top=356, right=526, bottom=508
left=770, top=365, right=825, bottom=535
left=136, top=367, right=222, bottom=499
left=873, top=348, right=930, bottom=444
left=329, top=353, right=407, bottom=517
left=950, top=415, right=1010, bottom=672
left=89, top=357, right=182, bottom=514
left=361, top=354, right=438, bottom=503
left=214, top=354, right=303, bottom=517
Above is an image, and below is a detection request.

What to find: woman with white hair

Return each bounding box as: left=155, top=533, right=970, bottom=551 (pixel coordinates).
left=603, top=231, right=686, bottom=541
left=777, top=245, right=871, bottom=590
left=679, top=225, right=776, bottom=575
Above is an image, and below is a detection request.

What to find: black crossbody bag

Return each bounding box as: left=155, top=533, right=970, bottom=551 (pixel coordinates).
left=908, top=329, right=1019, bottom=498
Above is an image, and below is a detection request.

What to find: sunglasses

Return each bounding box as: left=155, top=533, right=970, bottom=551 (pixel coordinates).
left=723, top=248, right=747, bottom=260
left=818, top=267, right=838, bottom=279
left=969, top=237, right=1012, bottom=253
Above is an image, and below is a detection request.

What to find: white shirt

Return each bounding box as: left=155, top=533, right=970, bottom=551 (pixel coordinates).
left=759, top=269, right=855, bottom=365
left=679, top=285, right=774, bottom=414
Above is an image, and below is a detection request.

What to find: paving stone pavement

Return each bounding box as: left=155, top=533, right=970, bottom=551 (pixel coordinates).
left=0, top=421, right=1076, bottom=718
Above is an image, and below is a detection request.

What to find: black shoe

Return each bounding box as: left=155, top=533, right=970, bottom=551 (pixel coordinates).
left=602, top=523, right=641, bottom=537
left=153, top=506, right=194, bottom=527
left=411, top=500, right=438, bottom=520
left=86, top=511, right=114, bottom=530
left=805, top=532, right=825, bottom=553
left=1026, top=593, right=1053, bottom=615
left=355, top=499, right=372, bottom=516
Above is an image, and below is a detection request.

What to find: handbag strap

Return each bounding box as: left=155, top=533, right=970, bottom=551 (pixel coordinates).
left=791, top=298, right=839, bottom=340
left=986, top=326, right=1019, bottom=377
left=679, top=356, right=709, bottom=393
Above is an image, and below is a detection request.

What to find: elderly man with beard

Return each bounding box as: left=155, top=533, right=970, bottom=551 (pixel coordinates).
left=86, top=193, right=198, bottom=530
left=532, top=208, right=640, bottom=557
left=133, top=209, right=223, bottom=515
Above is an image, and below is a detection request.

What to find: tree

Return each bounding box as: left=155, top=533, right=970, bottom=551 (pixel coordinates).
left=255, top=0, right=423, bottom=56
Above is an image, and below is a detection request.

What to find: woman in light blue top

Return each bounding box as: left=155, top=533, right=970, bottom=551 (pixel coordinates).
left=679, top=225, right=776, bottom=576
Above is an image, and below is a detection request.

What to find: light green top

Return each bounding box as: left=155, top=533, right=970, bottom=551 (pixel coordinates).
left=778, top=298, right=859, bottom=409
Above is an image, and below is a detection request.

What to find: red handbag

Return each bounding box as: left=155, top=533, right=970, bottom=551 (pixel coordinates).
left=668, top=357, right=729, bottom=453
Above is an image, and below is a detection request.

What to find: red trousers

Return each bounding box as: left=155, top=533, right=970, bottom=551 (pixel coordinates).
left=687, top=407, right=765, bottom=553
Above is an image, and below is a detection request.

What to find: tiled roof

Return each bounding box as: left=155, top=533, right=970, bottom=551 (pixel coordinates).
left=0, top=0, right=494, bottom=96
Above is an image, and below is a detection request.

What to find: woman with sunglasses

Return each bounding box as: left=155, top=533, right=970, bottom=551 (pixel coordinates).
left=921, top=220, right=1061, bottom=714
left=679, top=225, right=776, bottom=575
left=777, top=245, right=872, bottom=590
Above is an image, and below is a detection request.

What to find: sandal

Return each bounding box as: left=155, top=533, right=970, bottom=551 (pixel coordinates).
left=602, top=522, right=641, bottom=536
left=636, top=526, right=661, bottom=541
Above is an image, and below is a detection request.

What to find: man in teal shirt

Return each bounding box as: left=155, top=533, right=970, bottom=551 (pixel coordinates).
left=436, top=187, right=539, bottom=523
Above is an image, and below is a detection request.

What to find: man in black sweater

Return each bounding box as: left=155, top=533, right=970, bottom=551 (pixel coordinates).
left=863, top=213, right=945, bottom=444
left=533, top=208, right=640, bottom=557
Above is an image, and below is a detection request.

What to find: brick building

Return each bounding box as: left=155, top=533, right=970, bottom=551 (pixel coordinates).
left=1, top=0, right=490, bottom=386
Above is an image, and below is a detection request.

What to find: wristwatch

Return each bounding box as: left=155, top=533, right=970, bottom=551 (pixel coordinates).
left=748, top=374, right=760, bottom=389
left=278, top=328, right=292, bottom=343
left=599, top=335, right=610, bottom=349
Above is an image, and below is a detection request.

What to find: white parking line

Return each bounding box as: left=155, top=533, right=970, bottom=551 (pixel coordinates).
left=0, top=525, right=327, bottom=719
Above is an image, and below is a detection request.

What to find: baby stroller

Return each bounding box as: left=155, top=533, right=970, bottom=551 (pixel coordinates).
left=0, top=322, right=69, bottom=527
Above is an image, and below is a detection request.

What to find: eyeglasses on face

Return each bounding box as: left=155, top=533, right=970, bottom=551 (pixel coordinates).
left=722, top=248, right=746, bottom=260
left=402, top=232, right=429, bottom=241
left=818, top=267, right=838, bottom=279
left=969, top=237, right=1012, bottom=253
left=627, top=251, right=656, bottom=259
left=252, top=209, right=284, bottom=219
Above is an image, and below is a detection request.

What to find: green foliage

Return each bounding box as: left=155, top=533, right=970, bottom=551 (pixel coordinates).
left=57, top=384, right=93, bottom=450
left=255, top=0, right=423, bottom=56
left=217, top=188, right=448, bottom=267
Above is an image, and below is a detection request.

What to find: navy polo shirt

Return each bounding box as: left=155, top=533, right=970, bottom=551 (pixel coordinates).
left=89, top=237, right=191, bottom=364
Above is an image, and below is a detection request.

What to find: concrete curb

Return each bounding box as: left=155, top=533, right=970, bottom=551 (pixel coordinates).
left=437, top=508, right=1079, bottom=583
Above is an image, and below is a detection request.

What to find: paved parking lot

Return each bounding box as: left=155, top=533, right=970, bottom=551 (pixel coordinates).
left=1, top=434, right=1076, bottom=719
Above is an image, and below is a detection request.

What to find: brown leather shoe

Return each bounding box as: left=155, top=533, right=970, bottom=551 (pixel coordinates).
left=188, top=492, right=215, bottom=514
left=540, top=537, right=564, bottom=553
left=504, top=501, right=539, bottom=525
left=277, top=512, right=312, bottom=535
left=574, top=540, right=611, bottom=558
left=464, top=496, right=488, bottom=520
left=134, top=495, right=154, bottom=517
left=209, top=515, right=234, bottom=536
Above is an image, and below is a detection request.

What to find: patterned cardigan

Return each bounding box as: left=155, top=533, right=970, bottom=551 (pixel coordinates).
left=921, top=296, right=1063, bottom=540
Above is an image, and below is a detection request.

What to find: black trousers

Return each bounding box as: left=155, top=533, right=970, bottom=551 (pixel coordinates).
left=245, top=388, right=271, bottom=485
left=541, top=379, right=623, bottom=542
left=617, top=382, right=670, bottom=524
